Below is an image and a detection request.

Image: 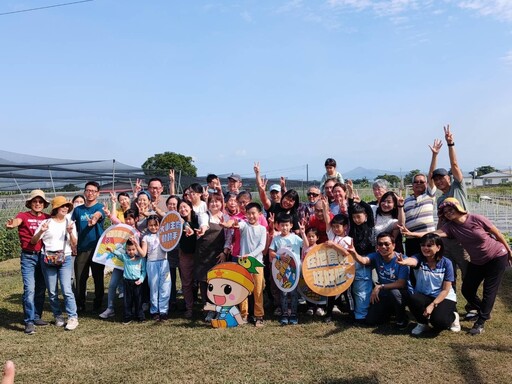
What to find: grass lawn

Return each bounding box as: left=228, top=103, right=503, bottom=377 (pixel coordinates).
left=1, top=258, right=511, bottom=384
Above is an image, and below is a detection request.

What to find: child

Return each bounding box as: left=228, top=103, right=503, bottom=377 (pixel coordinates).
left=302, top=227, right=325, bottom=316
left=322, top=198, right=354, bottom=323
left=226, top=202, right=267, bottom=327
left=269, top=213, right=307, bottom=325
left=140, top=215, right=171, bottom=321
left=110, top=239, right=146, bottom=324
left=346, top=180, right=375, bottom=324
left=320, top=158, right=344, bottom=193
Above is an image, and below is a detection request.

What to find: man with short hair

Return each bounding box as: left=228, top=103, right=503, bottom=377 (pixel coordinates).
left=323, top=179, right=336, bottom=204
left=298, top=186, right=321, bottom=223
left=403, top=173, right=436, bottom=256
left=224, top=173, right=242, bottom=199
left=72, top=181, right=106, bottom=313
left=147, top=177, right=167, bottom=212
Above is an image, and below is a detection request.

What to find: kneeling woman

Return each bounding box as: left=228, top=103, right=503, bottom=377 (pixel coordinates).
left=397, top=233, right=459, bottom=336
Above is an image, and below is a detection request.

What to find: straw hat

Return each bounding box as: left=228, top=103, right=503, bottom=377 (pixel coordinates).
left=25, top=189, right=50, bottom=208
left=438, top=197, right=467, bottom=215
left=51, top=196, right=74, bottom=212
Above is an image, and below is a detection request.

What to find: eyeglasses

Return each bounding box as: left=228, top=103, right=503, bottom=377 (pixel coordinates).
left=413, top=180, right=426, bottom=184
left=84, top=189, right=98, bottom=193
left=307, top=193, right=319, bottom=197
left=377, top=242, right=392, bottom=247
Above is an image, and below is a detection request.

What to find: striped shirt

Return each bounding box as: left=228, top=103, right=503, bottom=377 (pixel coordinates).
left=404, top=186, right=436, bottom=233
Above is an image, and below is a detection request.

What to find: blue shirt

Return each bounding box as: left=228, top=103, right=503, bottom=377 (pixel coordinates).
left=411, top=254, right=456, bottom=302
left=113, top=250, right=147, bottom=282
left=71, top=203, right=105, bottom=252
left=367, top=251, right=409, bottom=284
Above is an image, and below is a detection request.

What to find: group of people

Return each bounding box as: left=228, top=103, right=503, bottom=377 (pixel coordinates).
left=6, top=125, right=511, bottom=336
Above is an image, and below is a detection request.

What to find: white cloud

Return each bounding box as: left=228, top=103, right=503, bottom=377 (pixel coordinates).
left=457, top=0, right=512, bottom=22
left=235, top=149, right=247, bottom=157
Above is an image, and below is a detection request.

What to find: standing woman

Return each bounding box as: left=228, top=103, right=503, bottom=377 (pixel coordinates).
left=373, top=191, right=405, bottom=253
left=402, top=197, right=512, bottom=335
left=31, top=196, right=79, bottom=331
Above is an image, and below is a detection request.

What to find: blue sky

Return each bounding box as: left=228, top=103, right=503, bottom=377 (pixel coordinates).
left=1, top=0, right=511, bottom=181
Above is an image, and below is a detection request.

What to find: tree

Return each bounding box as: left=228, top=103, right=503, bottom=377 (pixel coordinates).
left=142, top=152, right=197, bottom=177
left=403, top=169, right=421, bottom=185
left=475, top=165, right=498, bottom=177
left=375, top=174, right=401, bottom=186
left=60, top=183, right=80, bottom=192
left=352, top=177, right=370, bottom=188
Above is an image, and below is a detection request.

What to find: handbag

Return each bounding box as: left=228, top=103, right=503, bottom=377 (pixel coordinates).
left=43, top=219, right=68, bottom=267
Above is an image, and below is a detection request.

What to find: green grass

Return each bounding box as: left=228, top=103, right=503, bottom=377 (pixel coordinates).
left=1, top=262, right=512, bottom=384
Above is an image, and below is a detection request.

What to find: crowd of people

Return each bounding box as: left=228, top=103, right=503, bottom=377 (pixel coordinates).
left=6, top=126, right=512, bottom=336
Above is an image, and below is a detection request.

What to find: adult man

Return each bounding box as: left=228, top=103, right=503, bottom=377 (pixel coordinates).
left=403, top=173, right=436, bottom=256
left=226, top=173, right=242, bottom=195
left=323, top=178, right=336, bottom=204
left=5, top=190, right=50, bottom=334
left=349, top=232, right=409, bottom=327
left=428, top=125, right=474, bottom=318
left=72, top=181, right=106, bottom=313
left=298, top=185, right=321, bottom=222
left=146, top=177, right=167, bottom=212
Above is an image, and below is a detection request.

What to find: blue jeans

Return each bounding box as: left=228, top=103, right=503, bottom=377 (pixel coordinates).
left=107, top=268, right=124, bottom=310
left=41, top=255, right=77, bottom=318
left=280, top=288, right=298, bottom=316
left=20, top=252, right=46, bottom=324
left=353, top=263, right=373, bottom=320
left=147, top=259, right=171, bottom=315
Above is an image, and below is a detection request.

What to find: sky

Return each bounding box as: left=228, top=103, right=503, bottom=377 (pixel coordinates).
left=1, top=0, right=512, bottom=181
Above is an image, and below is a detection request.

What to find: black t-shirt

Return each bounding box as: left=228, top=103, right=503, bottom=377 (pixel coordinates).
left=268, top=201, right=300, bottom=231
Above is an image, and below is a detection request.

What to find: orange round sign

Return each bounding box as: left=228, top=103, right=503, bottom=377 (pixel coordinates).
left=301, top=243, right=355, bottom=297
left=158, top=211, right=183, bottom=252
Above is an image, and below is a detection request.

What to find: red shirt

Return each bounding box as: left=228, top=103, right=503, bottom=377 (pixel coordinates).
left=308, top=213, right=334, bottom=244
left=15, top=211, right=50, bottom=252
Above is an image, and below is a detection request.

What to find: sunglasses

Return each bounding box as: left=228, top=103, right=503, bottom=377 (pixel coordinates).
left=377, top=242, right=392, bottom=247
left=307, top=193, right=319, bottom=197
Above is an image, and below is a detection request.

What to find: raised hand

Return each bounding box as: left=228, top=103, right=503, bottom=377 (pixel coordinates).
left=429, top=138, right=443, bottom=154
left=444, top=124, right=454, bottom=144
left=253, top=161, right=260, bottom=175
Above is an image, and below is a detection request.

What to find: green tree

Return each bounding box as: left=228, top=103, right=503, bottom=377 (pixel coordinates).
left=352, top=177, right=370, bottom=188
left=142, top=152, right=197, bottom=177
left=475, top=165, right=498, bottom=177
left=403, top=169, right=421, bottom=185
left=60, top=183, right=80, bottom=192
left=376, top=174, right=401, bottom=186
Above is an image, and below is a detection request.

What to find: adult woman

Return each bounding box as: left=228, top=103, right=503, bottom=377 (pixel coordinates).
left=135, top=190, right=153, bottom=233
left=178, top=199, right=199, bottom=318
left=110, top=192, right=131, bottom=223
left=401, top=197, right=512, bottom=335
left=373, top=191, right=405, bottom=252
left=194, top=193, right=232, bottom=321
left=165, top=195, right=181, bottom=312
left=31, top=196, right=79, bottom=331
left=396, top=233, right=459, bottom=336
left=330, top=182, right=348, bottom=216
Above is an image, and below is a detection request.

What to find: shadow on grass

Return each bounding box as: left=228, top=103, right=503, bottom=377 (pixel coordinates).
left=320, top=374, right=379, bottom=383
left=496, top=269, right=512, bottom=313
left=450, top=342, right=512, bottom=384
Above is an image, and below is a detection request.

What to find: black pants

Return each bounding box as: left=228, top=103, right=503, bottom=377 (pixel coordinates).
left=74, top=249, right=105, bottom=310
left=366, top=288, right=409, bottom=325
left=408, top=293, right=456, bottom=330
left=123, top=279, right=144, bottom=322
left=461, top=255, right=508, bottom=322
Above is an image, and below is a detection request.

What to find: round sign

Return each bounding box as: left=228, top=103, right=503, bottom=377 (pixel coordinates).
left=271, top=248, right=301, bottom=293
left=301, top=243, right=355, bottom=297
left=297, top=276, right=327, bottom=305
left=158, top=211, right=183, bottom=252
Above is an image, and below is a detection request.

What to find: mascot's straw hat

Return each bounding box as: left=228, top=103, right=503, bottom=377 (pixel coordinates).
left=207, top=262, right=254, bottom=293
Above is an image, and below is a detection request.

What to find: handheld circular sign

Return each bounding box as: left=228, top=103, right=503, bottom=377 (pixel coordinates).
left=271, top=248, right=301, bottom=293
left=301, top=243, right=355, bottom=297
left=297, top=276, right=327, bottom=305
left=92, top=224, right=139, bottom=270
left=158, top=211, right=183, bottom=252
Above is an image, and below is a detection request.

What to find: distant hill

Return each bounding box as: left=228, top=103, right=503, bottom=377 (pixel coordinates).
left=342, top=167, right=402, bottom=181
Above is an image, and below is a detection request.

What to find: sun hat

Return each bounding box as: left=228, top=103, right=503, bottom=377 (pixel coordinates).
left=207, top=262, right=254, bottom=293
left=269, top=184, right=281, bottom=193
left=438, top=197, right=467, bottom=215
left=25, top=189, right=50, bottom=208
left=51, top=196, right=74, bottom=212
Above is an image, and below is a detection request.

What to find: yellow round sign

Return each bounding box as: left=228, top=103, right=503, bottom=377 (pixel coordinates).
left=301, top=243, right=355, bottom=297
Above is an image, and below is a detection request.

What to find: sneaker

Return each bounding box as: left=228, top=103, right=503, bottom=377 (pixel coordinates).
left=152, top=313, right=161, bottom=321
left=118, top=293, right=124, bottom=299
left=273, top=307, right=282, bottom=316
left=280, top=316, right=289, bottom=326
left=160, top=313, right=168, bottom=322
left=34, top=319, right=49, bottom=326
left=464, top=310, right=479, bottom=321
left=65, top=317, right=79, bottom=331
left=450, top=312, right=461, bottom=332
left=411, top=323, right=430, bottom=336
left=396, top=319, right=409, bottom=330
left=255, top=318, right=264, bottom=327
left=99, top=308, right=115, bottom=319
left=469, top=320, right=485, bottom=335
left=122, top=319, right=133, bottom=325
left=315, top=307, right=326, bottom=317
left=24, top=322, right=36, bottom=335
left=332, top=305, right=342, bottom=316
left=205, top=311, right=216, bottom=322
left=298, top=297, right=306, bottom=305
left=54, top=316, right=65, bottom=327
left=289, top=315, right=298, bottom=325
left=306, top=308, right=314, bottom=316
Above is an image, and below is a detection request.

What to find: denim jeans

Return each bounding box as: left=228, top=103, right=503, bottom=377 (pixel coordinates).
left=41, top=255, right=77, bottom=319
left=107, top=268, right=124, bottom=310
left=20, top=252, right=46, bottom=324
left=353, top=263, right=373, bottom=320
left=146, top=259, right=171, bottom=315
left=280, top=288, right=298, bottom=316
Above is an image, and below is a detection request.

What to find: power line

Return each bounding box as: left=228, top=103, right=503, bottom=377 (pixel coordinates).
left=0, top=0, right=94, bottom=16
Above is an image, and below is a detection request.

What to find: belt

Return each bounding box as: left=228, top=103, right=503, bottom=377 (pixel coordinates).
left=22, top=249, right=41, bottom=255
